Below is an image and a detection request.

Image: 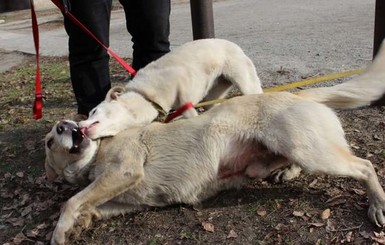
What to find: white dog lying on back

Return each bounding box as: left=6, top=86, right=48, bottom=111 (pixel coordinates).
left=45, top=44, right=385, bottom=243
left=79, top=38, right=262, bottom=139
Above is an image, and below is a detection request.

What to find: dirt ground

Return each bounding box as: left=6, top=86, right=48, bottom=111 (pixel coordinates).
left=0, top=49, right=385, bottom=245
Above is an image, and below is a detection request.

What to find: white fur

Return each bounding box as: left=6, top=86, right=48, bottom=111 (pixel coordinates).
left=47, top=42, right=385, bottom=245
left=79, top=39, right=262, bottom=139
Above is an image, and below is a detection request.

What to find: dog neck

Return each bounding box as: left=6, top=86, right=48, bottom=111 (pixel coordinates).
left=64, top=139, right=100, bottom=185
left=126, top=88, right=168, bottom=117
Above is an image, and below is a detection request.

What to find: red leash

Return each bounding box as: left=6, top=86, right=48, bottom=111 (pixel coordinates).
left=50, top=0, right=136, bottom=76
left=30, top=0, right=42, bottom=119
left=30, top=0, right=136, bottom=120
left=164, top=102, right=194, bottom=123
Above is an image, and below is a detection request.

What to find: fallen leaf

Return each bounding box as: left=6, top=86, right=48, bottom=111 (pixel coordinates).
left=7, top=217, right=25, bottom=227
left=325, top=220, right=335, bottom=232
left=308, top=222, right=324, bottom=227
left=12, top=232, right=27, bottom=245
left=293, top=210, right=304, bottom=217
left=20, top=193, right=30, bottom=206
left=4, top=172, right=12, bottom=179
left=371, top=232, right=385, bottom=244
left=321, top=208, right=331, bottom=220
left=359, top=231, right=370, bottom=239
left=202, top=222, right=214, bottom=232
left=16, top=172, right=24, bottom=178
left=257, top=209, right=267, bottom=217
left=36, top=223, right=49, bottom=230
left=21, top=204, right=33, bottom=217
left=326, top=195, right=346, bottom=206
left=275, top=200, right=281, bottom=209
left=227, top=229, right=237, bottom=239
left=308, top=179, right=318, bottom=188
left=352, top=188, right=365, bottom=196
left=345, top=231, right=353, bottom=243
left=26, top=228, right=39, bottom=238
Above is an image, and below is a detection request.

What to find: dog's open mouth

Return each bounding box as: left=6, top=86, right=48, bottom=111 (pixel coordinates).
left=80, top=121, right=99, bottom=136
left=69, top=128, right=85, bottom=153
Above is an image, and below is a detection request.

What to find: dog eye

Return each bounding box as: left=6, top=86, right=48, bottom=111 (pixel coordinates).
left=89, top=108, right=97, bottom=117
left=47, top=138, right=54, bottom=149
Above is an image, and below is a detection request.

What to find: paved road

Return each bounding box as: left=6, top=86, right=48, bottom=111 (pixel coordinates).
left=0, top=0, right=376, bottom=84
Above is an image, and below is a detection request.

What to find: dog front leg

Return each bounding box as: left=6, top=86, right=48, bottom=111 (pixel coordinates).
left=51, top=165, right=144, bottom=245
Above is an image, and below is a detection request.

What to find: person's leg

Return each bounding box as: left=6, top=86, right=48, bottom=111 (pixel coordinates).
left=64, top=0, right=112, bottom=116
left=120, top=0, right=171, bottom=70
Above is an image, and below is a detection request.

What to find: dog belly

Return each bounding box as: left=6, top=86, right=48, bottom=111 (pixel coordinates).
left=218, top=140, right=288, bottom=180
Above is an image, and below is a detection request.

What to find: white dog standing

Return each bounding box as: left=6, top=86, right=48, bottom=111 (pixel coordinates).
left=79, top=38, right=263, bottom=139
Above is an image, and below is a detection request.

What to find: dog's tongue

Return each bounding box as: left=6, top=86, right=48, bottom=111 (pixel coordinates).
left=80, top=127, right=87, bottom=136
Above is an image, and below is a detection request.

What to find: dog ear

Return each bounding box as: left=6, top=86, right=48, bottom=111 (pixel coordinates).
left=106, top=86, right=125, bottom=101
left=45, top=158, right=58, bottom=181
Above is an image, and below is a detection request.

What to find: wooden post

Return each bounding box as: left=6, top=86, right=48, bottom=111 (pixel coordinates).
left=373, top=0, right=385, bottom=58
left=190, top=0, right=215, bottom=40
left=372, top=0, right=385, bottom=105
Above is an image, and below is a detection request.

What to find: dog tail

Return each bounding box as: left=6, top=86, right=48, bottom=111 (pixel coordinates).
left=295, top=42, right=385, bottom=110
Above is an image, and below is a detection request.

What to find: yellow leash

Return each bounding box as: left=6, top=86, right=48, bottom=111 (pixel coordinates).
left=195, top=67, right=366, bottom=108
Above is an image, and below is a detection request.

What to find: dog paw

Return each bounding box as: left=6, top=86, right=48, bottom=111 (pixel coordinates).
left=51, top=226, right=67, bottom=245
left=271, top=165, right=302, bottom=183
left=77, top=206, right=102, bottom=229
left=368, top=202, right=385, bottom=227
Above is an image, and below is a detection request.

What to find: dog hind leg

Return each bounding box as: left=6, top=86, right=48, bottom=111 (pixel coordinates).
left=201, top=76, right=232, bottom=110
left=222, top=56, right=263, bottom=95
left=294, top=145, right=385, bottom=226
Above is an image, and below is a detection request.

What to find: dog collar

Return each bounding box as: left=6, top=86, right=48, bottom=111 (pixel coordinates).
left=164, top=102, right=194, bottom=123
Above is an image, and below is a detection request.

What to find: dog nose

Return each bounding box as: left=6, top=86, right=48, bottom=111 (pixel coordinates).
left=56, top=121, right=70, bottom=135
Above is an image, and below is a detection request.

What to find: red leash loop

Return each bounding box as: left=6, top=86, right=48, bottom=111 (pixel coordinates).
left=30, top=0, right=42, bottom=119
left=164, top=102, right=194, bottom=123
left=30, top=0, right=137, bottom=119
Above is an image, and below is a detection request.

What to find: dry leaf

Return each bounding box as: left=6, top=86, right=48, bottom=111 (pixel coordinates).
left=352, top=188, right=365, bottom=196
left=309, top=222, right=324, bottom=227
left=326, top=195, right=346, bottom=206
left=21, top=205, right=33, bottom=217
left=7, top=217, right=25, bottom=227
left=36, top=223, right=49, bottom=230
left=257, top=209, right=267, bottom=217
left=345, top=231, right=353, bottom=243
left=371, top=235, right=385, bottom=244
left=202, top=222, right=214, bottom=232
left=26, top=228, right=39, bottom=238
left=12, top=232, right=27, bottom=245
left=321, top=208, right=331, bottom=220
left=4, top=172, right=12, bottom=179
left=275, top=200, right=281, bottom=209
left=227, top=229, right=237, bottom=239
left=20, top=193, right=30, bottom=206
left=359, top=231, right=370, bottom=239
left=16, top=172, right=24, bottom=178
left=308, top=179, right=318, bottom=188
left=293, top=210, right=304, bottom=217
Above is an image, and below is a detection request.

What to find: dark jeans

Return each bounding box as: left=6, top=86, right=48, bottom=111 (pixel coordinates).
left=63, top=0, right=170, bottom=115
